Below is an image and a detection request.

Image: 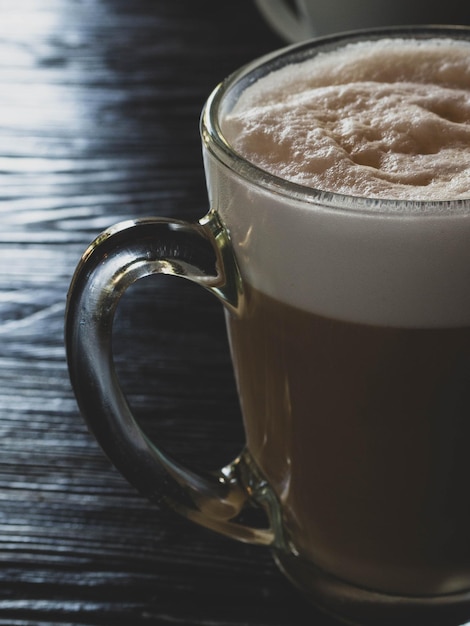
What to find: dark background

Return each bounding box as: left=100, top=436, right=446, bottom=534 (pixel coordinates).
left=0, top=1, right=341, bottom=624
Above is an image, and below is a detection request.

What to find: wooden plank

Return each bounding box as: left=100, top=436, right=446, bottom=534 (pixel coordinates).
left=0, top=1, right=337, bottom=624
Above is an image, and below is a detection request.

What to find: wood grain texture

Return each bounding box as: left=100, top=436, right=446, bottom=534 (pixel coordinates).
left=0, top=2, right=338, bottom=624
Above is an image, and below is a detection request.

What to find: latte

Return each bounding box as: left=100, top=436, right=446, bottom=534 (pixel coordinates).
left=209, top=34, right=470, bottom=596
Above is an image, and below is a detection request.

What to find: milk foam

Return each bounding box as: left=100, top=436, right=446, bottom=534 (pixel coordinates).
left=222, top=38, right=470, bottom=200
left=207, top=36, right=470, bottom=327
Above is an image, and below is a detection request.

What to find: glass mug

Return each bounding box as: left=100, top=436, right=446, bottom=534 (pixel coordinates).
left=65, top=26, right=470, bottom=626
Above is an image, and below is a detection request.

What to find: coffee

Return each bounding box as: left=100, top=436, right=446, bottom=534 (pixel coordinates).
left=227, top=284, right=470, bottom=595
left=210, top=34, right=470, bottom=596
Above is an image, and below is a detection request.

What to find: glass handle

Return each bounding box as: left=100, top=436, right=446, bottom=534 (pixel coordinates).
left=65, top=212, right=277, bottom=546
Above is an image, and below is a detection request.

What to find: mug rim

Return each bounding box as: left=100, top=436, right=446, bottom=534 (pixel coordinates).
left=201, top=24, right=470, bottom=217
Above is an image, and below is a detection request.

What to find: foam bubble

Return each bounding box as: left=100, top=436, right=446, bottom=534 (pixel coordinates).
left=207, top=37, right=470, bottom=327
left=222, top=38, right=470, bottom=201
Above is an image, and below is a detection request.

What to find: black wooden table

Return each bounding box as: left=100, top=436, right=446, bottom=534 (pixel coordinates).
left=0, top=2, right=343, bottom=624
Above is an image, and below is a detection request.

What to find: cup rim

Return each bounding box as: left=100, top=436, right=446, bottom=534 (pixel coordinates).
left=201, top=24, right=470, bottom=217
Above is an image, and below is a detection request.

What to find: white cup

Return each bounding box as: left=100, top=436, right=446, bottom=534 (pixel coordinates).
left=255, top=0, right=469, bottom=41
